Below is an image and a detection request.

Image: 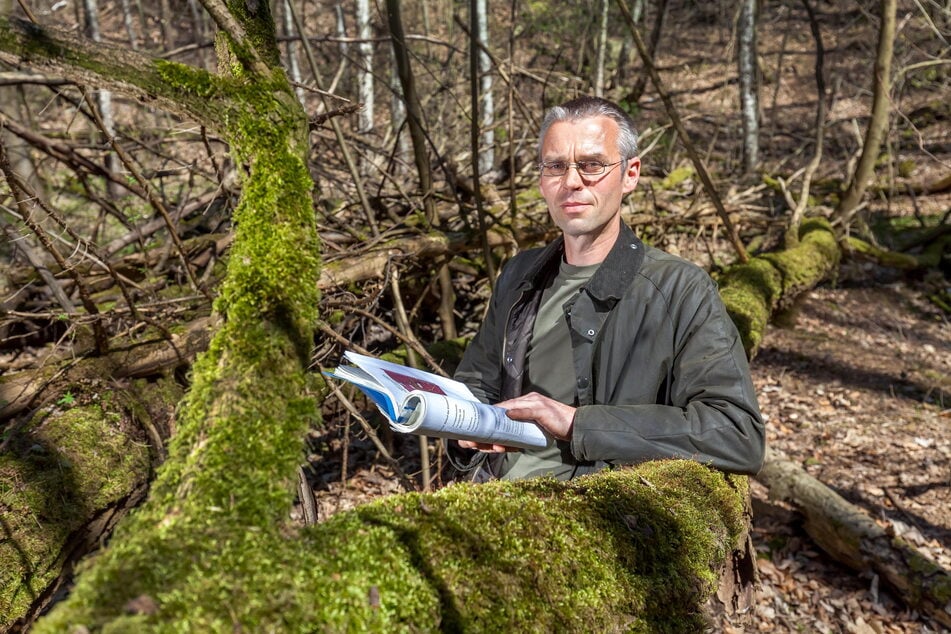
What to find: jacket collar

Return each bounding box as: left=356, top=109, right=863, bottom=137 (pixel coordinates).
left=514, top=219, right=645, bottom=301
left=585, top=220, right=645, bottom=302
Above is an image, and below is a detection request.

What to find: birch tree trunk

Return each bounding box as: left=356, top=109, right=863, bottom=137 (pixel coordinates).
left=595, top=0, right=609, bottom=97
left=82, top=0, right=121, bottom=198
left=283, top=0, right=305, bottom=103
left=475, top=0, right=494, bottom=175
left=737, top=0, right=759, bottom=173
left=357, top=0, right=374, bottom=133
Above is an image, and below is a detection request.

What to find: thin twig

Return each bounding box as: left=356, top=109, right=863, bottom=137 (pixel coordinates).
left=80, top=89, right=210, bottom=300
left=328, top=383, right=416, bottom=492
left=615, top=0, right=749, bottom=264
left=388, top=268, right=430, bottom=491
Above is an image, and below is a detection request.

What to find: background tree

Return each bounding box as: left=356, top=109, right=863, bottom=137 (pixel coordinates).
left=738, top=0, right=759, bottom=173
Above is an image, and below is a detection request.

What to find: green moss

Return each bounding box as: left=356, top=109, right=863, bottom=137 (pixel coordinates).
left=764, top=218, right=839, bottom=295
left=897, top=160, right=916, bottom=178
left=35, top=461, right=747, bottom=632
left=892, top=538, right=951, bottom=606
left=762, top=174, right=782, bottom=193
left=0, top=403, right=151, bottom=628
left=660, top=166, right=694, bottom=190
left=718, top=217, right=839, bottom=356
left=718, top=257, right=781, bottom=354
left=845, top=236, right=921, bottom=269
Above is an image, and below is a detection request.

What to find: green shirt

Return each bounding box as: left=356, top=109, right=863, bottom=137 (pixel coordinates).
left=498, top=259, right=599, bottom=480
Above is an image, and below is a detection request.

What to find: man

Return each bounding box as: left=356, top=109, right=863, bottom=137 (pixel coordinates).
left=454, top=96, right=765, bottom=480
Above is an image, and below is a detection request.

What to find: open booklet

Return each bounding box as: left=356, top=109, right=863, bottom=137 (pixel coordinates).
left=325, top=350, right=548, bottom=450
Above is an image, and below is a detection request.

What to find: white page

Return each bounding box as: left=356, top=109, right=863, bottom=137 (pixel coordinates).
left=343, top=351, right=476, bottom=403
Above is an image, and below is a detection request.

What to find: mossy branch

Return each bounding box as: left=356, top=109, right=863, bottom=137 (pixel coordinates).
left=0, top=17, right=230, bottom=131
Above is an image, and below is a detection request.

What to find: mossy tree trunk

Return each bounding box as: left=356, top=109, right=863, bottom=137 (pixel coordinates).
left=1, top=4, right=321, bottom=631
left=717, top=217, right=840, bottom=358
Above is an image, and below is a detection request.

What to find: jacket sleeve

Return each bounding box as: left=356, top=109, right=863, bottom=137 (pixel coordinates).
left=452, top=265, right=516, bottom=405
left=570, top=270, right=766, bottom=475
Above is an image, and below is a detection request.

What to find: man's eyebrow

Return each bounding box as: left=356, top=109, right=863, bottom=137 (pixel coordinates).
left=541, top=152, right=609, bottom=162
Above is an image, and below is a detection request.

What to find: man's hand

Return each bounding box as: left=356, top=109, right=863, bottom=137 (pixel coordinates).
left=499, top=392, right=576, bottom=440
left=457, top=392, right=576, bottom=453
left=456, top=440, right=518, bottom=453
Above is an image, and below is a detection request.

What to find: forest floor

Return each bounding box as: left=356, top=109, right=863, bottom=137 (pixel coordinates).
left=729, top=269, right=951, bottom=634
left=306, top=269, right=951, bottom=634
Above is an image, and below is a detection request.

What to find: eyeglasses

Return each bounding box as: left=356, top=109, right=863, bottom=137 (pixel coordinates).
left=538, top=160, right=623, bottom=177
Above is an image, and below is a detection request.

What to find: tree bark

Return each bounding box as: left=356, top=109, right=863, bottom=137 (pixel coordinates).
left=594, top=0, right=609, bottom=97
left=832, top=0, right=897, bottom=226
left=475, top=0, right=494, bottom=175
left=737, top=0, right=759, bottom=173
left=356, top=0, right=374, bottom=133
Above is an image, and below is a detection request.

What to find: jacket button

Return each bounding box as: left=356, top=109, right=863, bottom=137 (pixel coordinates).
left=577, top=377, right=590, bottom=389
left=505, top=356, right=514, bottom=364
left=587, top=329, right=596, bottom=336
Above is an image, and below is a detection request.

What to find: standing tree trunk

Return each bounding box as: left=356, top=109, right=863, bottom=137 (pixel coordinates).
left=282, top=0, right=305, bottom=103
left=737, top=0, right=759, bottom=173
left=386, top=0, right=457, bottom=340
left=475, top=0, right=494, bottom=175
left=832, top=0, right=897, bottom=227
left=82, top=0, right=121, bottom=198
left=595, top=0, right=609, bottom=97
left=389, top=46, right=410, bottom=168
left=620, top=0, right=668, bottom=107
left=356, top=0, right=374, bottom=133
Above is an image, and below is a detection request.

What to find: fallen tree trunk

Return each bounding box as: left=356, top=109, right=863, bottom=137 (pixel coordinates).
left=717, top=216, right=840, bottom=357
left=0, top=316, right=213, bottom=421
left=718, top=218, right=951, bottom=626
left=757, top=450, right=951, bottom=628
left=32, top=461, right=751, bottom=632
left=0, top=381, right=177, bottom=632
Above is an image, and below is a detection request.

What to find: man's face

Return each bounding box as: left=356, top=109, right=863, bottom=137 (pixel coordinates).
left=538, top=116, right=640, bottom=243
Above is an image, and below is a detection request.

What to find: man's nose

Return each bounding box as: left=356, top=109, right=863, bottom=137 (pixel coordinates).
left=563, top=164, right=585, bottom=188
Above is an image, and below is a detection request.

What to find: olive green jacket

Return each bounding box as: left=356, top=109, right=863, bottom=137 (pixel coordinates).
left=454, top=220, right=765, bottom=476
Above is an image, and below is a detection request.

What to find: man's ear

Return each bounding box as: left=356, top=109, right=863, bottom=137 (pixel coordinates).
left=622, top=157, right=641, bottom=193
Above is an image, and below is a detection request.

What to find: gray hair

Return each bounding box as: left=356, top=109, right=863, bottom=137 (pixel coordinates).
left=537, top=96, right=639, bottom=162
